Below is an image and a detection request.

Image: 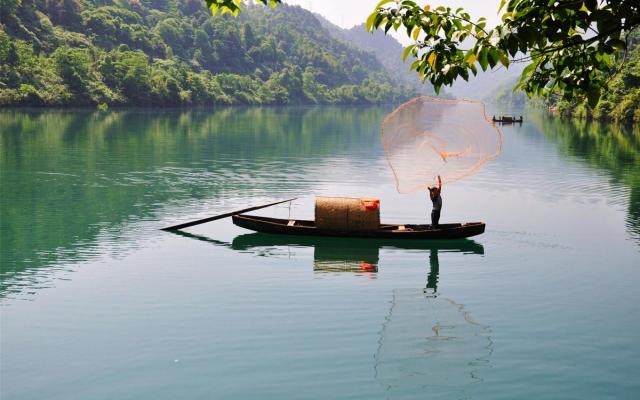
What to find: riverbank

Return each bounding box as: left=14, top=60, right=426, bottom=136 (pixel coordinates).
left=554, top=34, right=640, bottom=124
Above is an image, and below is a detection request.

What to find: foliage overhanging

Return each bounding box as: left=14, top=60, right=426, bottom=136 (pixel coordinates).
left=208, top=0, right=640, bottom=106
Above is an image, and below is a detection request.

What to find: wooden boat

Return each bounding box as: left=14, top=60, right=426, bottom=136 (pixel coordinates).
left=492, top=115, right=523, bottom=123
left=232, top=215, right=485, bottom=240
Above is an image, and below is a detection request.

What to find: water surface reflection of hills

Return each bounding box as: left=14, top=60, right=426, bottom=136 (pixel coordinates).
left=532, top=115, right=640, bottom=243
left=0, top=106, right=389, bottom=297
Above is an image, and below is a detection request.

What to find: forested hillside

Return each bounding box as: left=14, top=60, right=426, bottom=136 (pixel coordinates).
left=555, top=32, right=640, bottom=123
left=316, top=18, right=433, bottom=95
left=0, top=0, right=416, bottom=107
left=490, top=31, right=639, bottom=123
left=484, top=75, right=528, bottom=108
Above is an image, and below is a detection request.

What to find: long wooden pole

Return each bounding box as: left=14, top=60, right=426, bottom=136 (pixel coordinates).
left=161, top=198, right=296, bottom=231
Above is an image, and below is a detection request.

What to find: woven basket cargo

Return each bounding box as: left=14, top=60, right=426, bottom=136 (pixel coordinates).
left=315, top=196, right=380, bottom=232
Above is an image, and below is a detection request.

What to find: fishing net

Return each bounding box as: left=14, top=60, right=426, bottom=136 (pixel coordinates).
left=381, top=97, right=502, bottom=193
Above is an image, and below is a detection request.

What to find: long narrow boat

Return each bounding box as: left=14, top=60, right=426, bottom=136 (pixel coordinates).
left=232, top=215, right=485, bottom=239
left=492, top=115, right=523, bottom=123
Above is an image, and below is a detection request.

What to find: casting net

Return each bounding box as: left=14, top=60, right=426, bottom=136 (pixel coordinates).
left=381, top=97, right=502, bottom=193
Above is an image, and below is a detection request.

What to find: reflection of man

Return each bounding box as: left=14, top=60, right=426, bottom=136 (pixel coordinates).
left=425, top=248, right=439, bottom=296
left=428, top=175, right=442, bottom=228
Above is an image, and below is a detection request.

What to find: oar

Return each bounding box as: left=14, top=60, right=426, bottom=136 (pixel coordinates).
left=161, top=198, right=296, bottom=231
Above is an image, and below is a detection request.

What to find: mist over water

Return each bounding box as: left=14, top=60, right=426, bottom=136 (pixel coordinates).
left=1, top=107, right=639, bottom=399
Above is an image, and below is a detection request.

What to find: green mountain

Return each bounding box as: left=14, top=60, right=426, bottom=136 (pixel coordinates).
left=315, top=18, right=434, bottom=95
left=0, top=1, right=416, bottom=107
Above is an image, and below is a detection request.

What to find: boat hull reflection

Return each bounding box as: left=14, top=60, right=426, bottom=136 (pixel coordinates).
left=231, top=233, right=484, bottom=273
left=231, top=233, right=485, bottom=254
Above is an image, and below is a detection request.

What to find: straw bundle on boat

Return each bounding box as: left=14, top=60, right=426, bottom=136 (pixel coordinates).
left=315, top=196, right=380, bottom=231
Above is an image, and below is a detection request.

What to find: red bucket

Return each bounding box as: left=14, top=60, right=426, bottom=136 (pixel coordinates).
left=361, top=198, right=380, bottom=211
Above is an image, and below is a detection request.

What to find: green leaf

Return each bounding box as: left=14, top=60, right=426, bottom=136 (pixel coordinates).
left=498, top=51, right=510, bottom=68
left=384, top=20, right=393, bottom=33
left=607, top=38, right=626, bottom=50
left=402, top=45, right=415, bottom=62
left=375, top=0, right=395, bottom=8
left=507, top=35, right=519, bottom=57
left=418, top=60, right=429, bottom=75
left=460, top=66, right=469, bottom=81
left=478, top=47, right=488, bottom=71
left=520, top=62, right=535, bottom=78
left=464, top=51, right=477, bottom=67
left=365, top=12, right=377, bottom=32
left=587, top=88, right=601, bottom=107
left=373, top=14, right=386, bottom=30
left=412, top=27, right=421, bottom=40
left=487, top=48, right=499, bottom=68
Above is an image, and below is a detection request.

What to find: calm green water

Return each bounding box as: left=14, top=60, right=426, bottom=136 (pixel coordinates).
left=1, top=106, right=639, bottom=399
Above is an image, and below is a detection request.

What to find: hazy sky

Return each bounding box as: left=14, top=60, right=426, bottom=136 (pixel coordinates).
left=283, top=0, right=503, bottom=37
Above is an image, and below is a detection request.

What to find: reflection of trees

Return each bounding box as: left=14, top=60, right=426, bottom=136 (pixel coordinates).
left=0, top=106, right=388, bottom=298
left=532, top=114, right=640, bottom=243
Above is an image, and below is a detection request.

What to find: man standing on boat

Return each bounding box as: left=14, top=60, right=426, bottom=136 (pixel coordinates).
left=428, top=175, right=442, bottom=228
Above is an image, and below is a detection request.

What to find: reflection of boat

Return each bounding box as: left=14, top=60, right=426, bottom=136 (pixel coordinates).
left=232, top=215, right=485, bottom=239
left=174, top=225, right=492, bottom=395
left=231, top=232, right=485, bottom=254
left=232, top=233, right=484, bottom=273
left=492, top=115, right=523, bottom=123
left=173, top=230, right=484, bottom=274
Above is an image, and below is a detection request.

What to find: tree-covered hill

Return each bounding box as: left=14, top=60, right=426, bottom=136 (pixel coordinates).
left=0, top=0, right=416, bottom=107
left=555, top=32, right=640, bottom=123
left=315, top=17, right=433, bottom=95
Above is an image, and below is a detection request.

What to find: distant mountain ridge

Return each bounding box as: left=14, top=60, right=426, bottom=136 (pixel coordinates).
left=0, top=1, right=415, bottom=107
left=315, top=16, right=435, bottom=95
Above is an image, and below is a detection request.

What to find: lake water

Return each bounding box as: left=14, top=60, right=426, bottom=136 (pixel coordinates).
left=1, top=106, right=639, bottom=399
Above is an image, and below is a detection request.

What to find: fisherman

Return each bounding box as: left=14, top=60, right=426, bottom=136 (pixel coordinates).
left=428, top=175, right=442, bottom=228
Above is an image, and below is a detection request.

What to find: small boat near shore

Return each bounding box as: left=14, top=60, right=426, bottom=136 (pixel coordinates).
left=232, top=215, right=485, bottom=240
left=492, top=115, right=523, bottom=123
